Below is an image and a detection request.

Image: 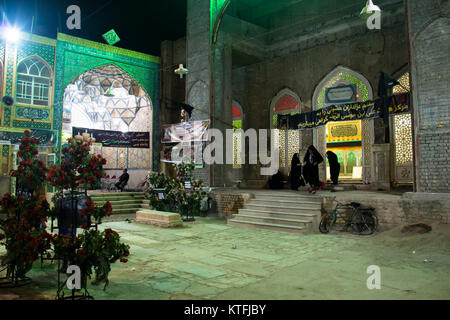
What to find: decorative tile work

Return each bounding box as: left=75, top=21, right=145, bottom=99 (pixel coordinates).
left=4, top=44, right=16, bottom=96
left=127, top=148, right=151, bottom=169
left=2, top=145, right=9, bottom=156
left=53, top=34, right=159, bottom=166
left=317, top=72, right=370, bottom=110
left=15, top=107, right=50, bottom=120
left=17, top=40, right=56, bottom=69
left=101, top=147, right=118, bottom=169
left=12, top=120, right=51, bottom=130
left=0, top=40, right=5, bottom=64
left=117, top=148, right=127, bottom=168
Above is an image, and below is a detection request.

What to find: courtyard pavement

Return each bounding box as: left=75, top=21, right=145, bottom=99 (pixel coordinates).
left=1, top=217, right=449, bottom=300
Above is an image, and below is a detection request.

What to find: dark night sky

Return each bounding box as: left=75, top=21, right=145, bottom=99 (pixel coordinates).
left=1, top=0, right=187, bottom=56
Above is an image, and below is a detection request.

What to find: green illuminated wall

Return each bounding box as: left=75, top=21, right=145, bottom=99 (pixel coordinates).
left=53, top=33, right=160, bottom=167
left=210, top=0, right=230, bottom=42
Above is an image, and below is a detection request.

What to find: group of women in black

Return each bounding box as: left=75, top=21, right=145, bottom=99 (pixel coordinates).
left=290, top=145, right=340, bottom=194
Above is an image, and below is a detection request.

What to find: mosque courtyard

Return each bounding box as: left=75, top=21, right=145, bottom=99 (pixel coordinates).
left=1, top=216, right=449, bottom=300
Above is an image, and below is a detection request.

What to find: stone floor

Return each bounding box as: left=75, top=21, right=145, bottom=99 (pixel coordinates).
left=1, top=217, right=450, bottom=300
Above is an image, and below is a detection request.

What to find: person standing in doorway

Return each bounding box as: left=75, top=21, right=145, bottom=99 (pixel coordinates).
left=115, top=169, right=129, bottom=192
left=290, top=153, right=302, bottom=190
left=303, top=145, right=323, bottom=194
left=326, top=151, right=340, bottom=187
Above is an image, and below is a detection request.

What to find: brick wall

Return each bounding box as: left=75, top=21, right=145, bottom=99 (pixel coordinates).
left=407, top=0, right=450, bottom=192
left=211, top=190, right=254, bottom=219
left=323, top=192, right=450, bottom=231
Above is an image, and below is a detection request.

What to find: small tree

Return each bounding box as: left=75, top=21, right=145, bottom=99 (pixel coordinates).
left=47, top=134, right=129, bottom=291
left=0, top=130, right=52, bottom=284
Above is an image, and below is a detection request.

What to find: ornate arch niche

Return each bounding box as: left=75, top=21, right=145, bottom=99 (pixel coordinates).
left=270, top=88, right=302, bottom=173
left=391, top=71, right=413, bottom=185
left=312, top=66, right=374, bottom=183
left=232, top=101, right=244, bottom=184
left=62, top=64, right=153, bottom=174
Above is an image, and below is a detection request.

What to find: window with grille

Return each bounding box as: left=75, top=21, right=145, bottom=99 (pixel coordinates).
left=16, top=57, right=51, bottom=106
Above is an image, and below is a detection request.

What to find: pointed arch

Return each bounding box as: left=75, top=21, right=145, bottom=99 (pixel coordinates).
left=312, top=66, right=373, bottom=110
left=63, top=64, right=153, bottom=133
left=65, top=63, right=153, bottom=109
left=269, top=88, right=302, bottom=172
left=269, top=88, right=301, bottom=129
left=15, top=55, right=52, bottom=106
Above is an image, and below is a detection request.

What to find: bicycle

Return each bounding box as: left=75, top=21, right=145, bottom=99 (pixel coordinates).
left=319, top=201, right=378, bottom=235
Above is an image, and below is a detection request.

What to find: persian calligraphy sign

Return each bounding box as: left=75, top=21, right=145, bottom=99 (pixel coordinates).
left=325, top=84, right=357, bottom=104
left=278, top=93, right=410, bottom=130
left=72, top=127, right=149, bottom=148
left=0, top=129, right=57, bottom=146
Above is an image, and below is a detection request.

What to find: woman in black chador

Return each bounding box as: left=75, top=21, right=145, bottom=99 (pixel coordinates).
left=326, top=151, right=340, bottom=186
left=289, top=153, right=303, bottom=190
left=303, top=145, right=323, bottom=194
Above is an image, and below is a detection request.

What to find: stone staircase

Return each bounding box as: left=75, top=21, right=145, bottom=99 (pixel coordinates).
left=227, top=192, right=322, bottom=234
left=88, top=192, right=150, bottom=216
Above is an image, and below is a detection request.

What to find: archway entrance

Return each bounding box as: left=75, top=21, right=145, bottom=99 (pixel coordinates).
left=62, top=64, right=153, bottom=190
left=313, top=67, right=373, bottom=183
left=270, top=89, right=302, bottom=176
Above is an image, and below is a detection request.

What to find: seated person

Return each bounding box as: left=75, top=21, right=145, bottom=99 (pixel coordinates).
left=115, top=169, right=129, bottom=192
left=268, top=170, right=284, bottom=190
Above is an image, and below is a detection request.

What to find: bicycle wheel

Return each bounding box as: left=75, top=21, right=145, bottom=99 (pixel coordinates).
left=351, top=210, right=377, bottom=235
left=319, top=213, right=333, bottom=233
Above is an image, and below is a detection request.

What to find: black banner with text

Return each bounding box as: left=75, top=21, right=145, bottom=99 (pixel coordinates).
left=277, top=93, right=410, bottom=130
left=72, top=127, right=150, bottom=148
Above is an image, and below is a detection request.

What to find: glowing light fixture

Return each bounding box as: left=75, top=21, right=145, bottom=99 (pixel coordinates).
left=360, top=0, right=381, bottom=19
left=2, top=26, right=22, bottom=43
left=175, top=64, right=189, bottom=78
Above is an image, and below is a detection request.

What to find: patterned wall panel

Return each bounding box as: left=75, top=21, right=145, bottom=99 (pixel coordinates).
left=12, top=120, right=51, bottom=129
left=17, top=40, right=56, bottom=69
left=53, top=34, right=159, bottom=166
left=15, top=107, right=50, bottom=120
left=117, top=148, right=127, bottom=168
left=101, top=147, right=118, bottom=169
left=0, top=40, right=5, bottom=63
left=127, top=148, right=151, bottom=169
left=2, top=44, right=17, bottom=126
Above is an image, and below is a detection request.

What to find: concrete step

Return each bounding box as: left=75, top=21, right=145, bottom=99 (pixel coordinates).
left=94, top=199, right=145, bottom=206
left=108, top=204, right=145, bottom=210
left=111, top=208, right=142, bottom=215
left=90, top=195, right=146, bottom=202
left=245, top=203, right=321, bottom=214
left=89, top=192, right=144, bottom=198
left=248, top=199, right=321, bottom=208
left=238, top=208, right=317, bottom=220
left=231, top=214, right=311, bottom=227
left=227, top=219, right=306, bottom=234
left=89, top=192, right=144, bottom=196
left=254, top=193, right=322, bottom=202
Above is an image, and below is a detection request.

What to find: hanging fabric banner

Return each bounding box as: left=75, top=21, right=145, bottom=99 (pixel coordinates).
left=277, top=93, right=410, bottom=130
left=72, top=127, right=150, bottom=148
left=161, top=120, right=210, bottom=143
left=0, top=129, right=58, bottom=146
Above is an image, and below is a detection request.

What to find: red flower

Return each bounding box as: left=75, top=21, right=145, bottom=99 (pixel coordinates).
left=120, top=258, right=128, bottom=263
